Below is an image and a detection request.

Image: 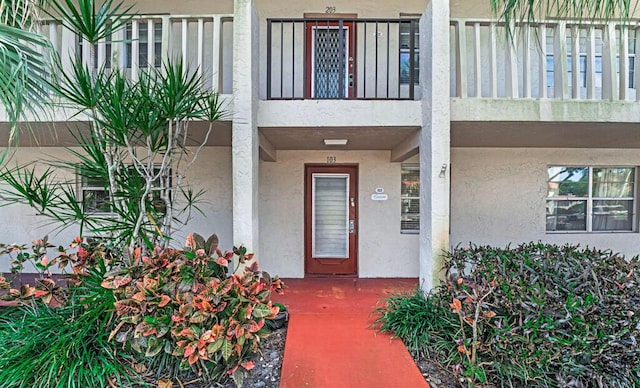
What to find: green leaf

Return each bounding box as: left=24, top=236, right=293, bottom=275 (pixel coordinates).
left=231, top=370, right=245, bottom=387
left=474, top=367, right=487, bottom=383
left=189, top=311, right=207, bottom=324
left=252, top=303, right=272, bottom=318
left=221, top=339, right=233, bottom=361
left=145, top=337, right=163, bottom=357
left=207, top=338, right=224, bottom=354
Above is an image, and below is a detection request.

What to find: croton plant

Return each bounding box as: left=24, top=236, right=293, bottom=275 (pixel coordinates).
left=0, top=233, right=285, bottom=385
left=101, top=233, right=285, bottom=383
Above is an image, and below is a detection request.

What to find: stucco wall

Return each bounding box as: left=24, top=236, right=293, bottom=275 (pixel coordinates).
left=451, top=147, right=640, bottom=257
left=258, top=150, right=419, bottom=278
left=127, top=0, right=233, bottom=15
left=0, top=146, right=233, bottom=272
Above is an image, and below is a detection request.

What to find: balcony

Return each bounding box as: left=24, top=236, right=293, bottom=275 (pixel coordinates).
left=265, top=18, right=420, bottom=100
left=40, top=14, right=234, bottom=96
left=450, top=18, right=640, bottom=123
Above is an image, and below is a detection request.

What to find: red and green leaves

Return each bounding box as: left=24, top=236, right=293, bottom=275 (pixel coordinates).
left=103, top=235, right=286, bottom=379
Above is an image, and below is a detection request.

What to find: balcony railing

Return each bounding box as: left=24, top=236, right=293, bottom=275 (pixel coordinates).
left=450, top=18, right=640, bottom=101
left=266, top=18, right=420, bottom=100
left=38, top=14, right=234, bottom=94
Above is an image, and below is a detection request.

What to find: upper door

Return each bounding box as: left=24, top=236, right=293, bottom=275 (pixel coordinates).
left=305, top=165, right=358, bottom=275
left=305, top=21, right=356, bottom=98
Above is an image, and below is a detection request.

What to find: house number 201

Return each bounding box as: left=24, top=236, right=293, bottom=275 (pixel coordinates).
left=325, top=6, right=336, bottom=13
left=327, top=156, right=337, bottom=164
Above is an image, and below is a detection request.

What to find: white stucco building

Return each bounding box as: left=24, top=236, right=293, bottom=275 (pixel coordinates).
left=3, top=0, right=640, bottom=289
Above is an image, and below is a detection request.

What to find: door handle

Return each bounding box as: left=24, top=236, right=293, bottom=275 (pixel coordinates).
left=348, top=73, right=354, bottom=87
left=349, top=220, right=355, bottom=233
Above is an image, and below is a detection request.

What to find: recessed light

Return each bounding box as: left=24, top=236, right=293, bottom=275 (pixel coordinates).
left=324, top=139, right=348, bottom=146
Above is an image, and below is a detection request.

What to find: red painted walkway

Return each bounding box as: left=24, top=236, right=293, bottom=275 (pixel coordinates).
left=274, top=278, right=429, bottom=388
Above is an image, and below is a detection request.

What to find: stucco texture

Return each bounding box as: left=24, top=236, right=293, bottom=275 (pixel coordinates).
left=451, top=147, right=640, bottom=258
left=258, top=150, right=419, bottom=278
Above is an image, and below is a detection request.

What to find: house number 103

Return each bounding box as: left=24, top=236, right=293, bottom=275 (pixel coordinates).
left=327, top=156, right=337, bottom=164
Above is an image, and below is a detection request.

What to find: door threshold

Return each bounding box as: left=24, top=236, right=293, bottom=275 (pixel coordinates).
left=305, top=274, right=358, bottom=278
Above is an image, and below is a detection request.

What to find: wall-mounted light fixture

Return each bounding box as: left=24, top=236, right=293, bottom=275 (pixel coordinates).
left=324, top=139, right=348, bottom=146
left=439, top=163, right=448, bottom=178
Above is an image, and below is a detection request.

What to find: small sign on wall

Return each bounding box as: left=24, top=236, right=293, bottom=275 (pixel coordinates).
left=371, top=187, right=388, bottom=201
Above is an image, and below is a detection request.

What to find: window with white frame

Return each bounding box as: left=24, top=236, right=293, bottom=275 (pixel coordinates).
left=125, top=21, right=163, bottom=68
left=401, top=164, right=420, bottom=232
left=545, top=29, right=637, bottom=92
left=80, top=174, right=111, bottom=213
left=546, top=166, right=636, bottom=232
left=78, top=166, right=170, bottom=214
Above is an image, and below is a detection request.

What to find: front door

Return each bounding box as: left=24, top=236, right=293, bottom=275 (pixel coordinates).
left=305, top=165, right=358, bottom=275
left=305, top=21, right=356, bottom=98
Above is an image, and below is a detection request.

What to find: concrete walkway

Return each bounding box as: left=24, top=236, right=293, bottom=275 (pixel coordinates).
left=274, top=278, right=429, bottom=388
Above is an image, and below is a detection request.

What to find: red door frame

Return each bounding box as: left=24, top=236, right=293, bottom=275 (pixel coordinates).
left=304, top=164, right=358, bottom=276
left=305, top=20, right=357, bottom=99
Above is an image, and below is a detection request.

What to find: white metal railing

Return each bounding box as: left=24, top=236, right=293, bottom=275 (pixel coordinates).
left=38, top=14, right=234, bottom=94
left=450, top=19, right=640, bottom=101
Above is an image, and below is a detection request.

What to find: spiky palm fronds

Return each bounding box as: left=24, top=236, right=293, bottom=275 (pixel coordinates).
left=490, top=0, right=636, bottom=26
left=0, top=0, right=52, bottom=162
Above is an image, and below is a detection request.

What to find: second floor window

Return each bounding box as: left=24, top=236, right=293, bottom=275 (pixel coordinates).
left=399, top=21, right=419, bottom=85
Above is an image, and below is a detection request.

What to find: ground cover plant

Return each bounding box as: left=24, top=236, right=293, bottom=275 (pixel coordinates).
left=375, top=243, right=640, bottom=387
left=0, top=234, right=285, bottom=387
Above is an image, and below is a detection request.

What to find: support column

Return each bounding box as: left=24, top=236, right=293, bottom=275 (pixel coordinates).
left=232, top=0, right=260, bottom=255
left=419, top=0, right=450, bottom=291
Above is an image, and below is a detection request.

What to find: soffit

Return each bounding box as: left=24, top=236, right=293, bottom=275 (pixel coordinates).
left=259, top=126, right=419, bottom=150
left=0, top=121, right=232, bottom=147
left=452, top=121, right=640, bottom=148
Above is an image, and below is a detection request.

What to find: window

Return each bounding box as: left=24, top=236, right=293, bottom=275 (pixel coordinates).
left=78, top=166, right=170, bottom=214
left=80, top=175, right=111, bottom=213
left=546, top=166, right=636, bottom=232
left=401, top=164, right=420, bottom=232
left=399, top=21, right=419, bottom=85
left=125, top=21, right=163, bottom=68
left=545, top=28, right=637, bottom=91
left=76, top=21, right=163, bottom=69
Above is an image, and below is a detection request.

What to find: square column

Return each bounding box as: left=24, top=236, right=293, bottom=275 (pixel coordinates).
left=419, top=0, right=451, bottom=291
left=232, top=0, right=260, bottom=254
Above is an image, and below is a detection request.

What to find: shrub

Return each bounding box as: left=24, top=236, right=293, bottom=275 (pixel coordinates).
left=0, top=251, right=139, bottom=388
left=102, top=233, right=285, bottom=386
left=376, top=243, right=640, bottom=387
left=0, top=234, right=285, bottom=387
left=373, top=288, right=458, bottom=358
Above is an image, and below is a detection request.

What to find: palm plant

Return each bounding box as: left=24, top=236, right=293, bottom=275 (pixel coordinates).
left=0, top=0, right=52, bottom=163
left=0, top=0, right=224, bottom=255
left=491, top=0, right=635, bottom=26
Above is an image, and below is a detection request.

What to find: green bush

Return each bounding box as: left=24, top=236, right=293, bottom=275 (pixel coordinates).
left=376, top=243, right=640, bottom=387
left=0, top=257, right=139, bottom=388
left=374, top=288, right=458, bottom=358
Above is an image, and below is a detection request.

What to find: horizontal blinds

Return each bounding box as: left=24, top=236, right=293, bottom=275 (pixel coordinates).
left=401, top=164, right=420, bottom=231
left=313, top=175, right=348, bottom=258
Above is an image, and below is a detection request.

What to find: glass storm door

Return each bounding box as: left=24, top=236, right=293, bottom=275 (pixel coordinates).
left=305, top=21, right=356, bottom=98
left=305, top=165, right=358, bottom=275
